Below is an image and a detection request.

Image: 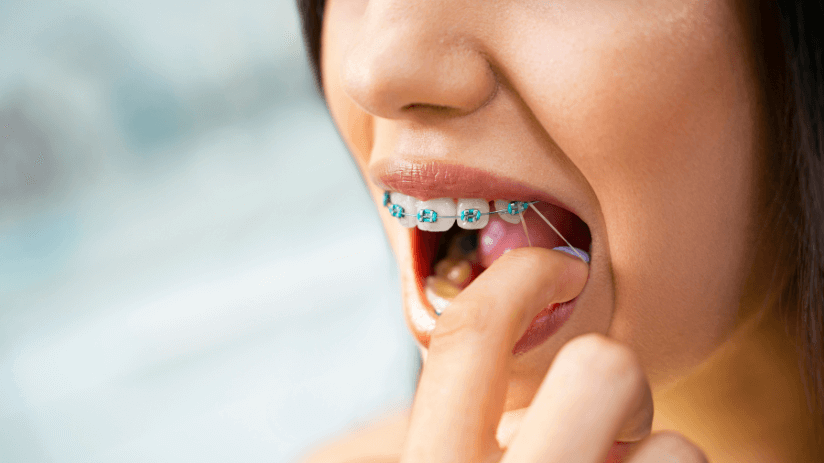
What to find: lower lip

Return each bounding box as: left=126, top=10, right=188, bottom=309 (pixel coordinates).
left=512, top=297, right=577, bottom=355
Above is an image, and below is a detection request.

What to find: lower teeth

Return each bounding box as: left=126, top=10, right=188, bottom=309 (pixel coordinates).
left=434, top=258, right=473, bottom=287
left=425, top=275, right=462, bottom=316
left=426, top=231, right=481, bottom=315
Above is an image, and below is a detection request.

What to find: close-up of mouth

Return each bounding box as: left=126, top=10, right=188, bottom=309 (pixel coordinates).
left=374, top=161, right=593, bottom=355
left=409, top=199, right=591, bottom=305
left=410, top=200, right=591, bottom=354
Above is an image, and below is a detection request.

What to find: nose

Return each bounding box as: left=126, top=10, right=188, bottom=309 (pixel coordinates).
left=340, top=0, right=498, bottom=120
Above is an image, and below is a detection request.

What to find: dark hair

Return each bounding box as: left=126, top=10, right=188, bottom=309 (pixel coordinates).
left=298, top=0, right=824, bottom=446
left=297, top=0, right=325, bottom=93
left=765, top=0, right=824, bottom=447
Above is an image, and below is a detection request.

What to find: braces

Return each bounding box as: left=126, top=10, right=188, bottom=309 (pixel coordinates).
left=382, top=189, right=589, bottom=264
left=382, top=191, right=537, bottom=223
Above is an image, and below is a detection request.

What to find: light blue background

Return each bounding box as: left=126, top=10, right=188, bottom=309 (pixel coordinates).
left=0, top=1, right=418, bottom=461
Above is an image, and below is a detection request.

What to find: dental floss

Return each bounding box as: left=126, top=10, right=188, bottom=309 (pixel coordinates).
left=518, top=210, right=533, bottom=247
left=527, top=204, right=587, bottom=262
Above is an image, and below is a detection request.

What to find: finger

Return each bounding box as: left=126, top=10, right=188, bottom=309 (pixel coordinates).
left=401, top=247, right=589, bottom=463
left=502, top=333, right=654, bottom=463
left=626, top=431, right=709, bottom=463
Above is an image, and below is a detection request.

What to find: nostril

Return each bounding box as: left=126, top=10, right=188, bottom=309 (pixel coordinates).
left=402, top=103, right=452, bottom=111
left=402, top=103, right=465, bottom=118
left=340, top=20, right=498, bottom=120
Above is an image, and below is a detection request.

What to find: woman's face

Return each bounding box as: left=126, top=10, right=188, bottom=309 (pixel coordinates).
left=320, top=0, right=769, bottom=408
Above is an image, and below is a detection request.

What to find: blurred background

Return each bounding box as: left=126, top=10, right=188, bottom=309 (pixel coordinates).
left=0, top=0, right=418, bottom=461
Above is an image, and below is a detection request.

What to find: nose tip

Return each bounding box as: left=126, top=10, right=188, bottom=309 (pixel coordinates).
left=341, top=16, right=498, bottom=120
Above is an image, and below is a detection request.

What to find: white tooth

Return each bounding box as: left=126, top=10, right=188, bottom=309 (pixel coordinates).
left=415, top=198, right=457, bottom=232
left=456, top=198, right=489, bottom=230
left=389, top=192, right=417, bottom=228
left=494, top=199, right=527, bottom=224
left=425, top=286, right=452, bottom=316
left=424, top=276, right=461, bottom=316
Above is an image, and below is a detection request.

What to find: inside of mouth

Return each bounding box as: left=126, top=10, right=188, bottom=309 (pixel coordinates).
left=412, top=202, right=592, bottom=313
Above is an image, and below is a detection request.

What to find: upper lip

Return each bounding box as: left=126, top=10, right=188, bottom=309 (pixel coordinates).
left=370, top=158, right=587, bottom=223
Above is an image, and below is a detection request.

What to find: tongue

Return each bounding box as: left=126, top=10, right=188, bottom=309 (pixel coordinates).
left=478, top=203, right=587, bottom=269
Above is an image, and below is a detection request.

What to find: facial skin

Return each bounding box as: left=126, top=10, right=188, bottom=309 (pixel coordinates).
left=321, top=0, right=774, bottom=433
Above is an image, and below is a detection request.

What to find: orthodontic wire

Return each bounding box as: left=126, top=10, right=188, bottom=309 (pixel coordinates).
left=382, top=192, right=537, bottom=219
left=383, top=203, right=540, bottom=219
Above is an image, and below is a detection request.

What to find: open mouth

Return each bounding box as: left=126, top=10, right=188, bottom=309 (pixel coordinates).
left=411, top=200, right=592, bottom=316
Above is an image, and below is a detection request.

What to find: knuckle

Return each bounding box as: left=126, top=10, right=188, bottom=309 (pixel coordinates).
left=644, top=431, right=710, bottom=463
left=557, top=334, right=647, bottom=393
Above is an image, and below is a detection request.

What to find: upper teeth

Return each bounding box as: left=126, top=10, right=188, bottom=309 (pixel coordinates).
left=389, top=191, right=417, bottom=228
left=456, top=198, right=489, bottom=229
left=383, top=191, right=536, bottom=231
left=415, top=198, right=457, bottom=232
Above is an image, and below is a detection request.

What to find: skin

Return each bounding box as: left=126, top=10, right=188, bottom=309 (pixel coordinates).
left=307, top=0, right=821, bottom=461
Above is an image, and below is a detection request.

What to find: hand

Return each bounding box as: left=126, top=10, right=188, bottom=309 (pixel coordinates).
left=401, top=247, right=709, bottom=463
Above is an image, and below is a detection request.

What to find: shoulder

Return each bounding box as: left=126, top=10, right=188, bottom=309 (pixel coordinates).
left=296, top=409, right=410, bottom=463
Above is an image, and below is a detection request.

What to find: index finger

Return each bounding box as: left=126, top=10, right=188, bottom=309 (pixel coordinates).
left=401, top=247, right=589, bottom=463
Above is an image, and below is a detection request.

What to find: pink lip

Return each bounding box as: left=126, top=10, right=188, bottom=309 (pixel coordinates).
left=370, top=158, right=585, bottom=220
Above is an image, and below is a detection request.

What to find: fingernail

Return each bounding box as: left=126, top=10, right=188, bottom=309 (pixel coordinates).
left=552, top=246, right=590, bottom=264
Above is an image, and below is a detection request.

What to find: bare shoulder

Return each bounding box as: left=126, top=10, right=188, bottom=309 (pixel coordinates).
left=296, top=409, right=410, bottom=463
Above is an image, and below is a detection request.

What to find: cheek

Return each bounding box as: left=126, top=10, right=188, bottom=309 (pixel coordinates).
left=499, top=1, right=761, bottom=383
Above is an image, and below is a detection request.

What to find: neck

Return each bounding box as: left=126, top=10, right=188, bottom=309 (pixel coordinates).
left=651, top=309, right=822, bottom=463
